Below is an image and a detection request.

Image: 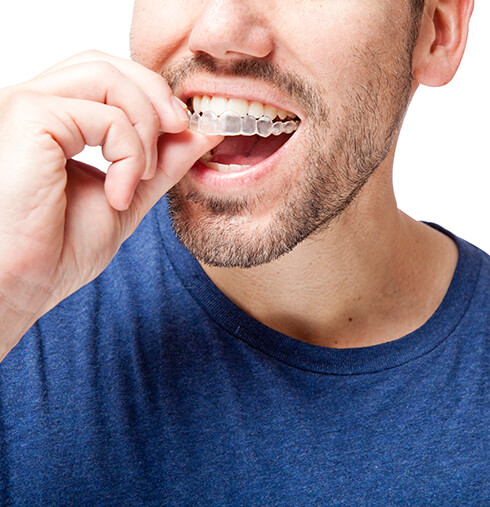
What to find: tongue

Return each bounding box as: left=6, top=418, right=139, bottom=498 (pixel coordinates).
left=209, top=133, right=290, bottom=166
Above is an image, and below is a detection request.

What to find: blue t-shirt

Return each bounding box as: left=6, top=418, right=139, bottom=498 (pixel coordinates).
left=0, top=198, right=488, bottom=506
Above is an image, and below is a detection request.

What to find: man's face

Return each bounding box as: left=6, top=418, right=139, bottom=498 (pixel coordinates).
left=131, top=0, right=419, bottom=267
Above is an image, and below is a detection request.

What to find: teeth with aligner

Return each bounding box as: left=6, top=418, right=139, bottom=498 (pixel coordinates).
left=189, top=111, right=299, bottom=137
left=188, top=95, right=300, bottom=137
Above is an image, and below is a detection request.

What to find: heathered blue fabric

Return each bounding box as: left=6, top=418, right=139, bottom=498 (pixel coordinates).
left=0, top=197, right=488, bottom=506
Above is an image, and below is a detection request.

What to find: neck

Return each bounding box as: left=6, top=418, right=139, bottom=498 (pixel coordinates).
left=200, top=160, right=458, bottom=349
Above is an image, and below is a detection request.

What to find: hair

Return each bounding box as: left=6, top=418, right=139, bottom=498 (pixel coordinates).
left=411, top=0, right=425, bottom=21
left=408, top=0, right=425, bottom=50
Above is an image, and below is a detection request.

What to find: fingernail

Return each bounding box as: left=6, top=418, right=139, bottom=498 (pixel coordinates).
left=171, top=96, right=190, bottom=124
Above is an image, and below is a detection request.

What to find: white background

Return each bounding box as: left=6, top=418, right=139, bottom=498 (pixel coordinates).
left=0, top=1, right=488, bottom=252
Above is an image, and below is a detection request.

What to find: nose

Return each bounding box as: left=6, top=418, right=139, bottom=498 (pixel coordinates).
left=188, top=0, right=274, bottom=60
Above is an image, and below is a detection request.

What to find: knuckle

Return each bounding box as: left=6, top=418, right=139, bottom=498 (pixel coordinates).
left=79, top=49, right=107, bottom=61
left=108, top=105, right=128, bottom=124
left=84, top=60, right=119, bottom=80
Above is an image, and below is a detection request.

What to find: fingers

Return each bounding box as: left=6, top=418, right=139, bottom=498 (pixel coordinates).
left=128, top=132, right=224, bottom=224
left=43, top=95, right=148, bottom=211
left=30, top=51, right=189, bottom=135
left=25, top=52, right=194, bottom=183
left=43, top=95, right=223, bottom=213
left=155, top=132, right=223, bottom=188
left=4, top=50, right=218, bottom=215
left=24, top=64, right=161, bottom=181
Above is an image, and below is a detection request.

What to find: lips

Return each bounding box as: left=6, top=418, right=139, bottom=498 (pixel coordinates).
left=178, top=84, right=303, bottom=186
left=189, top=128, right=296, bottom=190
left=179, top=79, right=304, bottom=122
left=189, top=97, right=300, bottom=172
left=191, top=113, right=299, bottom=183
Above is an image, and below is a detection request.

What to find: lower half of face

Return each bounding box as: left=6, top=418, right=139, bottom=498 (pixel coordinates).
left=167, top=60, right=413, bottom=268
left=164, top=16, right=416, bottom=269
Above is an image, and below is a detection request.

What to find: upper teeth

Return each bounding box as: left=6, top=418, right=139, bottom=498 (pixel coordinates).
left=191, top=95, right=296, bottom=121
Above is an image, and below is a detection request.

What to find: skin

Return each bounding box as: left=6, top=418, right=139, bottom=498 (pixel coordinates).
left=0, top=0, right=474, bottom=360
left=160, top=2, right=423, bottom=270
left=0, top=54, right=223, bottom=360
left=130, top=0, right=472, bottom=347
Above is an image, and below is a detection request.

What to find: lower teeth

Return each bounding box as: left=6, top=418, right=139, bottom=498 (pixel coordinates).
left=206, top=161, right=250, bottom=172
left=198, top=152, right=249, bottom=172
left=189, top=111, right=299, bottom=137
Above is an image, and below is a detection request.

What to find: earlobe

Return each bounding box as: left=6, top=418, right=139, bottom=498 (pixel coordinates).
left=412, top=0, right=474, bottom=87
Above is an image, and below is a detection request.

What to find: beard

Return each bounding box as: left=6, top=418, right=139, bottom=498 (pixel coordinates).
left=163, top=34, right=416, bottom=268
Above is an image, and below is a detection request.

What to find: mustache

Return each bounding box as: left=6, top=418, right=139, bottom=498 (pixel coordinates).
left=161, top=53, right=330, bottom=122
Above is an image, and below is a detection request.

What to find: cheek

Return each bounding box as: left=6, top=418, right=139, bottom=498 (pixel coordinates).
left=276, top=3, right=407, bottom=95
left=131, top=0, right=194, bottom=71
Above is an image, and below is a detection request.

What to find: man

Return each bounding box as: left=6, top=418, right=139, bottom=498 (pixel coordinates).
left=0, top=0, right=487, bottom=504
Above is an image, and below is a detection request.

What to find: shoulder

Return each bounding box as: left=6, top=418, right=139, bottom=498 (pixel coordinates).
left=458, top=235, right=489, bottom=297
left=429, top=222, right=489, bottom=294
left=448, top=231, right=489, bottom=336
left=423, top=223, right=489, bottom=341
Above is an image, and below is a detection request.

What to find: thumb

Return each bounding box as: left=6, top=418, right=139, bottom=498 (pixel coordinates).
left=125, top=130, right=223, bottom=229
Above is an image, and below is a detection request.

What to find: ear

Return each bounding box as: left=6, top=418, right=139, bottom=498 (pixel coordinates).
left=412, top=0, right=474, bottom=86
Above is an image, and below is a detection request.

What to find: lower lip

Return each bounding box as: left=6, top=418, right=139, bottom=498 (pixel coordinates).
left=188, top=130, right=298, bottom=191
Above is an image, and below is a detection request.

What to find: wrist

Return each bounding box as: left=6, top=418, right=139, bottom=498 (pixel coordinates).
left=0, top=270, right=54, bottom=361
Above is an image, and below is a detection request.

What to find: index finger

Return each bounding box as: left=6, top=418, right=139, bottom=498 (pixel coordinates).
left=33, top=50, right=189, bottom=134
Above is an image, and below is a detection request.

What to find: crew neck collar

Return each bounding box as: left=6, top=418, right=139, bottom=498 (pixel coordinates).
left=155, top=200, right=481, bottom=375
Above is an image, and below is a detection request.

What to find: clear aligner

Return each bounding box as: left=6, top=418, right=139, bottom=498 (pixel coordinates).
left=188, top=111, right=299, bottom=137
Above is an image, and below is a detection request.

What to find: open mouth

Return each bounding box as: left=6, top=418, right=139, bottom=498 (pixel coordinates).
left=187, top=95, right=301, bottom=173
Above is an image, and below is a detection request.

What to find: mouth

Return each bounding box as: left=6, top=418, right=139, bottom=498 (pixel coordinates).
left=186, top=94, right=302, bottom=175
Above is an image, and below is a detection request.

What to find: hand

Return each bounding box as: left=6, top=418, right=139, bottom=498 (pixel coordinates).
left=0, top=50, right=222, bottom=359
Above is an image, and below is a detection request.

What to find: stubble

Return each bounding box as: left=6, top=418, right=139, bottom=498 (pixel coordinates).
left=163, top=20, right=418, bottom=268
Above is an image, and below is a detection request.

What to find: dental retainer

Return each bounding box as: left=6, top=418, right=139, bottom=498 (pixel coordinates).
left=188, top=110, right=300, bottom=137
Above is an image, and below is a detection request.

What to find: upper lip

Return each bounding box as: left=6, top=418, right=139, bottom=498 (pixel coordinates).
left=177, top=75, right=304, bottom=120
